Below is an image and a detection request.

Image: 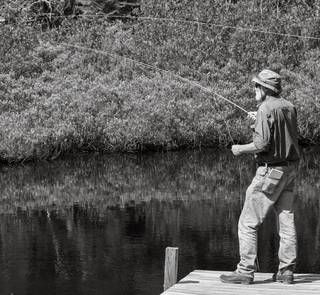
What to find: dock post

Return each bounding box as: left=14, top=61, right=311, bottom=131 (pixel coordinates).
left=163, top=247, right=179, bottom=291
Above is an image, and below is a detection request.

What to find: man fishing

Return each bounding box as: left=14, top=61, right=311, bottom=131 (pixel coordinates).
left=220, top=69, right=300, bottom=285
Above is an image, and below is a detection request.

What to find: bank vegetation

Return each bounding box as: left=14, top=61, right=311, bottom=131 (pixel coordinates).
left=1, top=0, right=320, bottom=161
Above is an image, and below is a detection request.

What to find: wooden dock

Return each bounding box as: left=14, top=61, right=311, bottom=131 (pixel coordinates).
left=161, top=270, right=320, bottom=295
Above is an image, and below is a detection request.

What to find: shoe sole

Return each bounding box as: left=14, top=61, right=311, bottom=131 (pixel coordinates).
left=277, top=279, right=293, bottom=284
left=220, top=278, right=253, bottom=285
left=273, top=274, right=294, bottom=284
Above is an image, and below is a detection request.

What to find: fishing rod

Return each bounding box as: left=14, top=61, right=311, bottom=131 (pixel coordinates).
left=59, top=42, right=250, bottom=115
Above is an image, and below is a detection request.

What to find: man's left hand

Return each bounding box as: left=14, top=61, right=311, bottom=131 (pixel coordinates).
left=231, top=145, right=243, bottom=156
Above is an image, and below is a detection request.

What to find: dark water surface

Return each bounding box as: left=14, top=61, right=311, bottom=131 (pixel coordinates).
left=0, top=148, right=320, bottom=295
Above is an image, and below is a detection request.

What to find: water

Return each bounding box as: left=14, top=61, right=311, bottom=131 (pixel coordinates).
left=0, top=148, right=319, bottom=295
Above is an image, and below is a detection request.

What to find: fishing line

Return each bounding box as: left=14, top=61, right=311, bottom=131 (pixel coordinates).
left=11, top=12, right=320, bottom=42
left=58, top=42, right=247, bottom=143
left=58, top=42, right=250, bottom=116
left=98, top=15, right=320, bottom=41
left=209, top=92, right=236, bottom=145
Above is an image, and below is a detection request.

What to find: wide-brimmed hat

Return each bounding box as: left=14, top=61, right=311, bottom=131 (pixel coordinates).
left=252, top=69, right=281, bottom=94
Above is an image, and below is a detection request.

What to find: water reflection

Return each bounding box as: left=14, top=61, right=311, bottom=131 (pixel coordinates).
left=0, top=148, right=319, bottom=295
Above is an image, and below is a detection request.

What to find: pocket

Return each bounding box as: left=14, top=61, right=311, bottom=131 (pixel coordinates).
left=261, top=176, right=280, bottom=195
left=261, top=169, right=283, bottom=195
left=256, top=166, right=267, bottom=177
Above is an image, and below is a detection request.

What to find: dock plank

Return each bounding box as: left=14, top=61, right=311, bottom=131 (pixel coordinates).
left=161, top=270, right=320, bottom=295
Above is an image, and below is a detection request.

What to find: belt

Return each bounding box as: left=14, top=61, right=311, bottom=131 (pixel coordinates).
left=256, top=161, right=295, bottom=167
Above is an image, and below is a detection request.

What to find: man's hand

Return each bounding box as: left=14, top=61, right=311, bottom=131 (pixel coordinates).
left=232, top=142, right=263, bottom=155
left=231, top=145, right=243, bottom=156
left=248, top=111, right=257, bottom=120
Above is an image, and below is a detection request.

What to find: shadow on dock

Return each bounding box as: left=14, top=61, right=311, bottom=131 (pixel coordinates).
left=178, top=273, right=320, bottom=285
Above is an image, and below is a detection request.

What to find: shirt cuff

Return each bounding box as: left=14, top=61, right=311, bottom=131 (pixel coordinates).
left=253, top=135, right=269, bottom=151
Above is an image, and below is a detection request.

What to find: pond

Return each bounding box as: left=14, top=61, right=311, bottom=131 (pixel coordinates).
left=0, top=148, right=319, bottom=295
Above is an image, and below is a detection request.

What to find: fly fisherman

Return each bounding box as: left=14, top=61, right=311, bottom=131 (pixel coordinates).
left=220, top=69, right=300, bottom=284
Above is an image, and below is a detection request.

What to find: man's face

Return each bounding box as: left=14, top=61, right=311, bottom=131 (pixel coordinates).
left=255, top=84, right=266, bottom=103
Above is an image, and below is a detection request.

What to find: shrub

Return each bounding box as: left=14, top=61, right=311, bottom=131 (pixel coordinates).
left=0, top=1, right=320, bottom=161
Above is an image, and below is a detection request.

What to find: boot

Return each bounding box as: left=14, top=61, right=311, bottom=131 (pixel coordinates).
left=220, top=271, right=253, bottom=285
left=272, top=269, right=294, bottom=284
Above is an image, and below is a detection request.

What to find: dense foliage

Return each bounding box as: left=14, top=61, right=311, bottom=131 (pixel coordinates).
left=1, top=0, right=320, bottom=161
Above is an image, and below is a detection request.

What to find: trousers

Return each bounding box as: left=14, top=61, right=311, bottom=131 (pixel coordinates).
left=236, top=164, right=297, bottom=275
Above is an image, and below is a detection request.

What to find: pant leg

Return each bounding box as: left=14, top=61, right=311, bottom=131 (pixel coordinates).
left=236, top=170, right=274, bottom=274
left=274, top=173, right=297, bottom=272
left=236, top=166, right=294, bottom=275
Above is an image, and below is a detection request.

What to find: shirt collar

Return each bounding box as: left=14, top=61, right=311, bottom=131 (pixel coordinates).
left=257, top=95, right=279, bottom=107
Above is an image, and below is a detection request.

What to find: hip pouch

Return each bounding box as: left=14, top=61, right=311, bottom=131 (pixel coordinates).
left=261, top=168, right=284, bottom=195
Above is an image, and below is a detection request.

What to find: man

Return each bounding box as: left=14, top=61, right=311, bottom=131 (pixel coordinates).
left=220, top=69, right=301, bottom=285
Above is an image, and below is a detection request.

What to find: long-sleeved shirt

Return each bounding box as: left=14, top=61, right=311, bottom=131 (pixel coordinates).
left=253, top=95, right=300, bottom=164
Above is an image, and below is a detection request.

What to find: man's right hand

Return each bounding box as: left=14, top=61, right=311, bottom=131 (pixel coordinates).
left=248, top=111, right=257, bottom=120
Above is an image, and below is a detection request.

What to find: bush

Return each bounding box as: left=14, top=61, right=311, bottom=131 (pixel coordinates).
left=0, top=1, right=320, bottom=161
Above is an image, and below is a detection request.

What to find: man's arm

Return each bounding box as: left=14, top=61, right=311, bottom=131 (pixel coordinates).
left=231, top=142, right=264, bottom=156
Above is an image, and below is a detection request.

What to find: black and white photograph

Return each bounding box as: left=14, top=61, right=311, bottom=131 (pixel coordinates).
left=1, top=1, right=320, bottom=294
